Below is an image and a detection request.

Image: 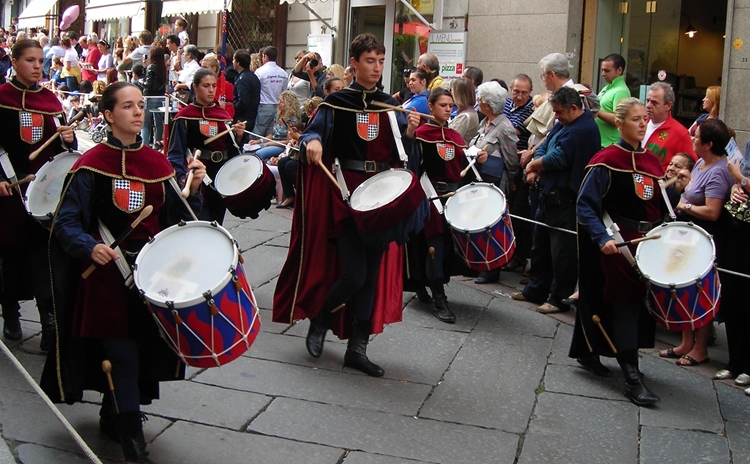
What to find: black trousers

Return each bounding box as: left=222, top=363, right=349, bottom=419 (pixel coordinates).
left=278, top=156, right=298, bottom=201
left=199, top=159, right=227, bottom=225
left=101, top=338, right=141, bottom=413
left=509, top=172, right=532, bottom=261
left=322, top=225, right=384, bottom=322
left=720, top=218, right=750, bottom=374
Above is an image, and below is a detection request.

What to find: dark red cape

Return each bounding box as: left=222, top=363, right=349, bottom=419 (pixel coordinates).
left=587, top=143, right=665, bottom=178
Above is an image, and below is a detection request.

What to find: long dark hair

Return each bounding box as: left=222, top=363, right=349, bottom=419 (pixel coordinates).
left=149, top=46, right=167, bottom=85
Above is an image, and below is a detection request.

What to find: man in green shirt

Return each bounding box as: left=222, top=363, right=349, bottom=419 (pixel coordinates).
left=595, top=53, right=631, bottom=147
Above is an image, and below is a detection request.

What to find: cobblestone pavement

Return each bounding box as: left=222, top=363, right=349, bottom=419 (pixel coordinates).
left=1, top=131, right=749, bottom=463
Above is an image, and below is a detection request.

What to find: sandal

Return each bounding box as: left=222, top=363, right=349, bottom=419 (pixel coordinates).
left=676, top=355, right=709, bottom=366
left=659, top=348, right=682, bottom=359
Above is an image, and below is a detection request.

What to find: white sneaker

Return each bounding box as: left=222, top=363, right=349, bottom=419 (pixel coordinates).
left=745, top=386, right=750, bottom=396
left=735, top=373, right=750, bottom=386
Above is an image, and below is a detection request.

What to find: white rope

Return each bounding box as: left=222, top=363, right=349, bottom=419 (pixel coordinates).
left=0, top=339, right=103, bottom=464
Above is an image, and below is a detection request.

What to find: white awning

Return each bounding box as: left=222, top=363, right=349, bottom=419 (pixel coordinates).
left=161, top=0, right=232, bottom=16
left=280, top=0, right=336, bottom=3
left=17, top=0, right=58, bottom=28
left=85, top=0, right=144, bottom=22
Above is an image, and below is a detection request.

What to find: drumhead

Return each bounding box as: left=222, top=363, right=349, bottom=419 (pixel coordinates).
left=134, top=221, right=238, bottom=308
left=214, top=155, right=263, bottom=196
left=635, top=222, right=716, bottom=287
left=350, top=169, right=411, bottom=212
left=25, top=151, right=82, bottom=219
left=444, top=183, right=507, bottom=232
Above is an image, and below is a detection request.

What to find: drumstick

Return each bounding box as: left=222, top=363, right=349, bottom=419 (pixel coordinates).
left=592, top=315, right=617, bottom=354
left=615, top=234, right=661, bottom=248
left=316, top=160, right=343, bottom=193
left=369, top=101, right=436, bottom=121
left=659, top=176, right=678, bottom=188
left=8, top=174, right=35, bottom=189
left=101, top=360, right=120, bottom=415
left=181, top=149, right=201, bottom=198
left=168, top=177, right=200, bottom=221
left=243, top=130, right=300, bottom=152
left=166, top=92, right=188, bottom=106
left=460, top=158, right=477, bottom=178
left=427, top=192, right=455, bottom=201
left=28, top=117, right=83, bottom=161
left=82, top=205, right=154, bottom=279
left=203, top=121, right=246, bottom=145
left=330, top=303, right=346, bottom=314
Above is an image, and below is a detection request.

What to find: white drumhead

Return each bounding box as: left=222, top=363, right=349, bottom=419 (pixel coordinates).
left=134, top=221, right=237, bottom=308
left=444, top=183, right=506, bottom=232
left=350, top=170, right=411, bottom=212
left=214, top=155, right=263, bottom=196
left=635, top=222, right=715, bottom=286
left=26, top=152, right=81, bottom=219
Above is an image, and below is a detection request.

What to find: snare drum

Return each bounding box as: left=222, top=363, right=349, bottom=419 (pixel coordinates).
left=134, top=221, right=261, bottom=367
left=25, top=151, right=81, bottom=228
left=348, top=169, right=429, bottom=247
left=635, top=222, right=720, bottom=331
left=213, top=154, right=275, bottom=219
left=444, top=183, right=515, bottom=271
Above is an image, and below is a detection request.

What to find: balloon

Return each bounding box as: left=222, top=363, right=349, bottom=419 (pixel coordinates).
left=60, top=5, right=79, bottom=30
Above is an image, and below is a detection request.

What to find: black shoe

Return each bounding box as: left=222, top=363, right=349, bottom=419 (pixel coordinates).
left=3, top=318, right=22, bottom=341
left=415, top=287, right=433, bottom=304
left=576, top=354, right=612, bottom=377
left=474, top=270, right=499, bottom=285
left=39, top=311, right=55, bottom=352
left=305, top=310, right=334, bottom=358
left=619, top=352, right=659, bottom=406
left=344, top=320, right=384, bottom=377
left=430, top=285, right=456, bottom=323
left=117, top=411, right=156, bottom=463
left=561, top=297, right=579, bottom=307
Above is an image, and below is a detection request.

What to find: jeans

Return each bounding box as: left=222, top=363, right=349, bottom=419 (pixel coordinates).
left=142, top=97, right=164, bottom=146
left=255, top=145, right=285, bottom=162
left=65, top=76, right=78, bottom=92
left=253, top=104, right=278, bottom=138
left=278, top=156, right=298, bottom=200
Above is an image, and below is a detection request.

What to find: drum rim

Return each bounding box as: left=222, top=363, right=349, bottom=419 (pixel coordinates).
left=133, top=220, right=240, bottom=309
left=635, top=221, right=717, bottom=288
left=213, top=154, right=264, bottom=197
left=444, top=182, right=507, bottom=232
left=349, top=168, right=414, bottom=211
left=24, top=151, right=83, bottom=219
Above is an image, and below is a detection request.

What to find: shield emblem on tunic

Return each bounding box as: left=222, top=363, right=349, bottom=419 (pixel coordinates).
left=633, top=173, right=654, bottom=200
left=437, top=142, right=455, bottom=161
left=200, top=120, right=219, bottom=137
left=113, top=179, right=145, bottom=213
left=356, top=112, right=379, bottom=141
left=20, top=112, right=44, bottom=144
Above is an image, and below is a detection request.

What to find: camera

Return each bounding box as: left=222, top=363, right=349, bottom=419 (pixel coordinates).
left=309, top=59, right=319, bottom=68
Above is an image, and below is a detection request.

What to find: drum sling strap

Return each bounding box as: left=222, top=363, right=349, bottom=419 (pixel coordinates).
left=602, top=211, right=635, bottom=266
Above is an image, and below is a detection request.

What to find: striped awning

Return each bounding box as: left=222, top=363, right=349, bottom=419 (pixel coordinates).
left=161, top=0, right=232, bottom=16
left=17, top=0, right=58, bottom=28
left=280, top=0, right=337, bottom=3
left=85, top=0, right=144, bottom=22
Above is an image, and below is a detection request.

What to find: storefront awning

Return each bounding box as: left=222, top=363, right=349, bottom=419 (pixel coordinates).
left=17, top=0, right=58, bottom=28
left=280, top=0, right=336, bottom=3
left=86, top=0, right=144, bottom=22
left=161, top=0, right=232, bottom=16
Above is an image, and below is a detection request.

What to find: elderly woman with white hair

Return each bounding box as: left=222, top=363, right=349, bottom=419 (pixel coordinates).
left=471, top=81, right=520, bottom=284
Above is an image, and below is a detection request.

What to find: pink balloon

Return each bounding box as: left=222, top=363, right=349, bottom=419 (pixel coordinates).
left=60, top=5, right=79, bottom=29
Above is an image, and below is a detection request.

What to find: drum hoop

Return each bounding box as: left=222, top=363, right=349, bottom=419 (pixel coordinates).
left=444, top=182, right=507, bottom=232
left=213, top=154, right=264, bottom=196
left=635, top=222, right=717, bottom=288
left=25, top=151, right=82, bottom=218
left=133, top=220, right=239, bottom=309
left=349, top=169, right=414, bottom=211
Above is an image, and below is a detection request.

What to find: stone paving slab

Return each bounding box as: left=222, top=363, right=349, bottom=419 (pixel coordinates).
left=148, top=420, right=343, bottom=463
left=241, top=245, right=290, bottom=287
left=639, top=425, right=730, bottom=464
left=258, top=308, right=290, bottom=334
left=141, top=379, right=272, bottom=430
left=717, top=382, right=750, bottom=422
left=420, top=330, right=551, bottom=433
left=242, top=330, right=347, bottom=373
left=16, top=443, right=91, bottom=464
left=0, top=319, right=42, bottom=350
left=265, top=232, right=290, bottom=247
left=543, top=363, right=625, bottom=401
left=547, top=323, right=578, bottom=367
left=0, top=349, right=38, bottom=394
left=476, top=298, right=558, bottom=338
left=639, top=355, right=724, bottom=434
left=726, top=420, right=750, bottom=457
left=253, top=278, right=278, bottom=311
left=519, top=392, right=638, bottom=464
left=193, top=356, right=431, bottom=415
left=0, top=437, right=14, bottom=464
left=249, top=397, right=519, bottom=464
left=401, top=299, right=483, bottom=334
left=229, top=210, right=292, bottom=232
left=364, top=323, right=468, bottom=385
left=342, top=451, right=435, bottom=464
left=230, top=228, right=277, bottom=251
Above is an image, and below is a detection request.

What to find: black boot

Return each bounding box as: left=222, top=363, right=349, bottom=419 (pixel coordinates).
left=430, top=284, right=455, bottom=324
left=2, top=317, right=22, bottom=341
left=344, top=320, right=384, bottom=377
left=415, top=286, right=433, bottom=304
left=117, top=411, right=155, bottom=463
left=576, top=353, right=612, bottom=377
left=474, top=270, right=499, bottom=285
left=39, top=309, right=55, bottom=352
left=99, top=396, right=119, bottom=443
left=306, top=309, right=334, bottom=358
left=618, top=351, right=659, bottom=406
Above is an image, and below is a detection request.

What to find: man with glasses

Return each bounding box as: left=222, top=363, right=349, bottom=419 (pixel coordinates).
left=595, top=54, right=631, bottom=147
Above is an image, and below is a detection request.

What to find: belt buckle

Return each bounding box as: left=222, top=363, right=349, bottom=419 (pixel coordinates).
left=210, top=151, right=224, bottom=163
left=637, top=221, right=651, bottom=233
left=364, top=160, right=377, bottom=173
left=435, top=181, right=449, bottom=193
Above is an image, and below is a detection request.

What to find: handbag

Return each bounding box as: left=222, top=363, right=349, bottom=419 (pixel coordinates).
left=479, top=154, right=505, bottom=183
left=725, top=199, right=750, bottom=223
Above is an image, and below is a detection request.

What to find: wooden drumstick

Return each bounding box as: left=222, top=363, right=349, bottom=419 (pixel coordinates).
left=28, top=112, right=86, bottom=161
left=82, top=205, right=154, bottom=279
left=330, top=303, right=346, bottom=314
left=203, top=121, right=245, bottom=145
left=592, top=315, right=617, bottom=354
left=8, top=174, right=35, bottom=189
left=428, top=246, right=436, bottom=260
left=101, top=360, right=120, bottom=415
left=460, top=158, right=477, bottom=178
left=316, top=160, right=343, bottom=193
left=369, top=101, right=437, bottom=121
left=427, top=192, right=455, bottom=201
left=181, top=149, right=201, bottom=198
left=615, top=233, right=661, bottom=248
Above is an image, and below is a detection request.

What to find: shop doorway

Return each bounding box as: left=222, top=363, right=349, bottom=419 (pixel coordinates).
left=349, top=0, right=394, bottom=92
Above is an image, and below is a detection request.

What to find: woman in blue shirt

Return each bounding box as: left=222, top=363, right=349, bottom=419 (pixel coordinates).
left=402, top=68, right=430, bottom=117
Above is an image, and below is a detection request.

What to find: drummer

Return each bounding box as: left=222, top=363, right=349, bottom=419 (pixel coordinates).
left=168, top=68, right=248, bottom=224
left=0, top=39, right=76, bottom=350
left=405, top=88, right=483, bottom=323
left=40, top=82, right=205, bottom=463
left=569, top=97, right=664, bottom=406
left=273, top=33, right=420, bottom=377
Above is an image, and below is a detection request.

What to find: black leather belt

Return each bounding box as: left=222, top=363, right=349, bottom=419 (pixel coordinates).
left=434, top=182, right=459, bottom=193
left=339, top=159, right=391, bottom=173
left=198, top=150, right=228, bottom=163
left=610, top=214, right=662, bottom=233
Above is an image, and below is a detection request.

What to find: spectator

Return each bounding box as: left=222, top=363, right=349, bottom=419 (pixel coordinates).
left=201, top=53, right=235, bottom=119
left=94, top=39, right=114, bottom=82
left=175, top=18, right=189, bottom=48
left=166, top=35, right=181, bottom=88
left=67, top=31, right=82, bottom=57
left=118, top=30, right=153, bottom=71
left=232, top=49, right=260, bottom=128
left=254, top=91, right=301, bottom=162
left=664, top=152, right=695, bottom=207
left=173, top=45, right=200, bottom=102
left=449, top=77, right=479, bottom=144
left=50, top=57, right=66, bottom=86
left=141, top=46, right=168, bottom=147
left=595, top=53, right=631, bottom=147
left=60, top=37, right=81, bottom=91
left=401, top=68, right=430, bottom=116
left=287, top=50, right=312, bottom=107
left=327, top=64, right=345, bottom=79
left=343, top=65, right=354, bottom=86
left=393, top=67, right=414, bottom=104
left=40, top=35, right=51, bottom=77
left=689, top=85, right=721, bottom=136
left=81, top=32, right=101, bottom=82
left=254, top=46, right=289, bottom=138
left=292, top=51, right=324, bottom=97
left=417, top=53, right=442, bottom=90
left=644, top=81, right=695, bottom=169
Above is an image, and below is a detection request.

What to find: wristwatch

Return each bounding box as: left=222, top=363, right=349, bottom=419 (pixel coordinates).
left=742, top=177, right=748, bottom=187
left=685, top=203, right=692, bottom=211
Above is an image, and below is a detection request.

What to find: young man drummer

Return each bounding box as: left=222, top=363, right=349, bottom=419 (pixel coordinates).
left=273, top=33, right=420, bottom=377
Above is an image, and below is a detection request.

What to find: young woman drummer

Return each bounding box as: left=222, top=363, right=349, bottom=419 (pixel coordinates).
left=167, top=68, right=256, bottom=224
left=40, top=82, right=205, bottom=463
left=0, top=39, right=75, bottom=349
left=405, top=88, right=485, bottom=324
